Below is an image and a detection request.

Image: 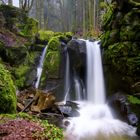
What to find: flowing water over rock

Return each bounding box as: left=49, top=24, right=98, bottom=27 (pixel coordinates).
left=64, top=40, right=137, bottom=140
left=35, top=45, right=48, bottom=88
left=64, top=52, right=70, bottom=102
left=74, top=74, right=82, bottom=101
left=86, top=40, right=105, bottom=104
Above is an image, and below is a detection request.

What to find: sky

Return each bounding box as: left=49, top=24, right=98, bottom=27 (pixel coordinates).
left=13, top=0, right=19, bottom=7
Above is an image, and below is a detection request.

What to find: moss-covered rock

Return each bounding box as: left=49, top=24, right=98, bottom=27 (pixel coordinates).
left=0, top=63, right=16, bottom=113
left=0, top=5, right=38, bottom=48
left=0, top=5, right=38, bottom=37
left=17, top=17, right=38, bottom=37
left=36, top=31, right=72, bottom=89
left=39, top=37, right=61, bottom=88
left=38, top=30, right=54, bottom=41
left=102, top=0, right=140, bottom=95
left=48, top=36, right=61, bottom=51
left=0, top=45, right=28, bottom=65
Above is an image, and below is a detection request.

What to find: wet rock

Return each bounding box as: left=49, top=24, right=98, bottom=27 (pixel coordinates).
left=127, top=113, right=138, bottom=126
left=136, top=124, right=140, bottom=136
left=67, top=39, right=86, bottom=80
left=57, top=101, right=80, bottom=117
left=0, top=45, right=27, bottom=65
left=108, top=92, right=138, bottom=126
left=25, top=68, right=37, bottom=87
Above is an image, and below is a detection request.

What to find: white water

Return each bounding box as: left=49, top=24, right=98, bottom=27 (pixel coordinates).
left=65, top=40, right=137, bottom=140
left=64, top=52, right=70, bottom=102
left=74, top=75, right=82, bottom=101
left=86, top=40, right=105, bottom=104
left=35, top=45, right=48, bottom=88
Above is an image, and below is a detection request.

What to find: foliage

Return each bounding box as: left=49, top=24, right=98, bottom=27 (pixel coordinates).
left=39, top=119, right=63, bottom=140
left=101, top=2, right=114, bottom=30
left=0, top=113, right=64, bottom=140
left=0, top=63, right=16, bottom=113
left=38, top=30, right=54, bottom=41
left=48, top=36, right=61, bottom=51
left=18, top=17, right=38, bottom=37
left=64, top=32, right=73, bottom=37
left=128, top=95, right=140, bottom=104
left=14, top=64, right=30, bottom=88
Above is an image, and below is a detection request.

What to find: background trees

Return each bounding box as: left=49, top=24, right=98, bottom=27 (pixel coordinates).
left=0, top=0, right=104, bottom=36
left=29, top=0, right=103, bottom=35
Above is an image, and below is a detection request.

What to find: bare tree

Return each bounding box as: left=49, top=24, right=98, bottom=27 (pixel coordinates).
left=20, top=0, right=34, bottom=13
left=0, top=0, right=7, bottom=4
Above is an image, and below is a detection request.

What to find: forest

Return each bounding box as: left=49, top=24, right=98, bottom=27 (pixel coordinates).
left=0, top=0, right=140, bottom=140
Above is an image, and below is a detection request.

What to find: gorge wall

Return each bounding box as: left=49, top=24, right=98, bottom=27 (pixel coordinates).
left=101, top=0, right=140, bottom=134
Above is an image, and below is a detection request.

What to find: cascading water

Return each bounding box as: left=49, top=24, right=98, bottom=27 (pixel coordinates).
left=74, top=74, right=82, bottom=101
left=86, top=40, right=105, bottom=104
left=64, top=52, right=70, bottom=102
left=35, top=45, right=48, bottom=88
left=65, top=40, right=137, bottom=140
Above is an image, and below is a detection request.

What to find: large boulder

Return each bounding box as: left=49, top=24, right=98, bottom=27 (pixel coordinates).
left=0, top=5, right=40, bottom=90
left=0, top=63, right=16, bottom=113
left=56, top=101, right=80, bottom=117
left=108, top=92, right=138, bottom=126
left=67, top=39, right=86, bottom=80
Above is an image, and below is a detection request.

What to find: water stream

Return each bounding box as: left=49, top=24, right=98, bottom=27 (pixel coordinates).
left=64, top=40, right=137, bottom=140
left=35, top=45, right=48, bottom=88
left=74, top=74, right=82, bottom=101
left=86, top=40, right=105, bottom=104
left=64, top=52, right=70, bottom=102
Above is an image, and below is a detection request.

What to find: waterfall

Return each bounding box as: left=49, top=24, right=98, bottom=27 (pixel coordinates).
left=65, top=40, right=137, bottom=140
left=35, top=45, right=48, bottom=88
left=64, top=52, right=70, bottom=102
left=86, top=40, right=105, bottom=104
left=74, top=74, right=82, bottom=101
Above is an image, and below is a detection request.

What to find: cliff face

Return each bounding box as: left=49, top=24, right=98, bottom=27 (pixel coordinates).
left=101, top=0, right=140, bottom=134
left=101, top=0, right=140, bottom=95
left=0, top=5, right=39, bottom=89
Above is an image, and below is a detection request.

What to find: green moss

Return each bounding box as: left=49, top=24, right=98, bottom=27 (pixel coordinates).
left=39, top=36, right=62, bottom=88
left=128, top=95, right=140, bottom=104
left=38, top=30, right=54, bottom=41
left=48, top=37, right=61, bottom=51
left=65, top=32, right=73, bottom=37
left=13, top=50, right=41, bottom=89
left=104, top=41, right=140, bottom=76
left=101, top=31, right=111, bottom=47
left=14, top=64, right=30, bottom=88
left=46, top=51, right=60, bottom=77
left=0, top=63, right=16, bottom=113
left=39, top=120, right=63, bottom=140
left=101, top=2, right=114, bottom=30
left=40, top=50, right=60, bottom=88
left=18, top=17, right=38, bottom=37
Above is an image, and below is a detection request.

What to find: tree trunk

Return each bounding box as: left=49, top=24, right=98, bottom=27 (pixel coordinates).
left=8, top=0, right=13, bottom=5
